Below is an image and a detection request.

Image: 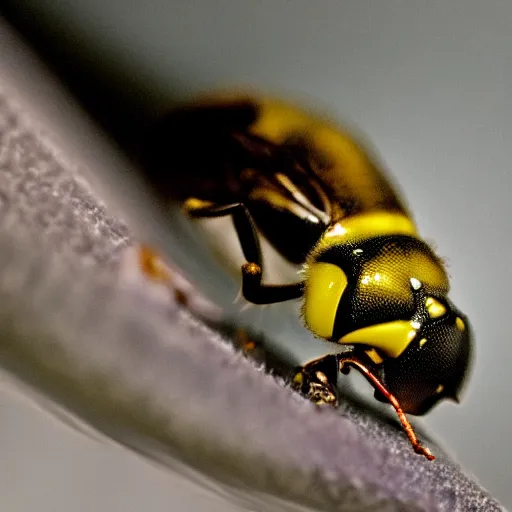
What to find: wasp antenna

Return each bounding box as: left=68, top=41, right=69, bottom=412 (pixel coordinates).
left=338, top=357, right=435, bottom=461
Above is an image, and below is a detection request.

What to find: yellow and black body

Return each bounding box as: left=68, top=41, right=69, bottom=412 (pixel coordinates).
left=147, top=93, right=473, bottom=459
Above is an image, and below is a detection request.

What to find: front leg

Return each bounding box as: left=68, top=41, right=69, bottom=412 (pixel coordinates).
left=185, top=197, right=304, bottom=305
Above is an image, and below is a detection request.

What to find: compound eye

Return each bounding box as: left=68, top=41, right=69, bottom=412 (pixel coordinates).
left=304, top=262, right=348, bottom=339
left=425, top=297, right=447, bottom=319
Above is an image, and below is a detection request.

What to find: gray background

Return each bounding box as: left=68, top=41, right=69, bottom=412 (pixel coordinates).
left=1, top=1, right=511, bottom=509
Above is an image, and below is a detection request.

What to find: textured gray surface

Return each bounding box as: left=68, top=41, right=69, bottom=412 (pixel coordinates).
left=0, top=28, right=505, bottom=512
left=0, top=98, right=130, bottom=265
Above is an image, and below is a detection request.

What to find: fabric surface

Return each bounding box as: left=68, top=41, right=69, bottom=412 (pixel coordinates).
left=0, top=64, right=505, bottom=512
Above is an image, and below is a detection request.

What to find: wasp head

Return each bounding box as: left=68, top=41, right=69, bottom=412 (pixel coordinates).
left=303, top=233, right=473, bottom=415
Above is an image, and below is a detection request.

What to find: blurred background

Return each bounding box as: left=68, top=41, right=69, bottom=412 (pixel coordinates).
left=1, top=1, right=511, bottom=509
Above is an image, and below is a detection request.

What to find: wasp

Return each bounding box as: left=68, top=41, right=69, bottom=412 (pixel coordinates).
left=146, top=92, right=473, bottom=460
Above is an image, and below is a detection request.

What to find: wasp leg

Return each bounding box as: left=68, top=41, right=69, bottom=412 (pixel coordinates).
left=185, top=198, right=262, bottom=264
left=292, top=355, right=339, bottom=407
left=241, top=262, right=304, bottom=304
left=185, top=198, right=304, bottom=304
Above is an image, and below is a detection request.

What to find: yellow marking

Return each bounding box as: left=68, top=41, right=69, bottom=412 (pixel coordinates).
left=303, top=263, right=348, bottom=339
left=365, top=348, right=384, bottom=364
left=323, top=212, right=417, bottom=243
left=419, top=338, right=428, bottom=348
left=184, top=197, right=214, bottom=212
left=339, top=320, right=419, bottom=358
left=426, top=297, right=446, bottom=319
left=435, top=384, right=444, bottom=394
left=456, top=317, right=465, bottom=331
left=293, top=372, right=304, bottom=386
